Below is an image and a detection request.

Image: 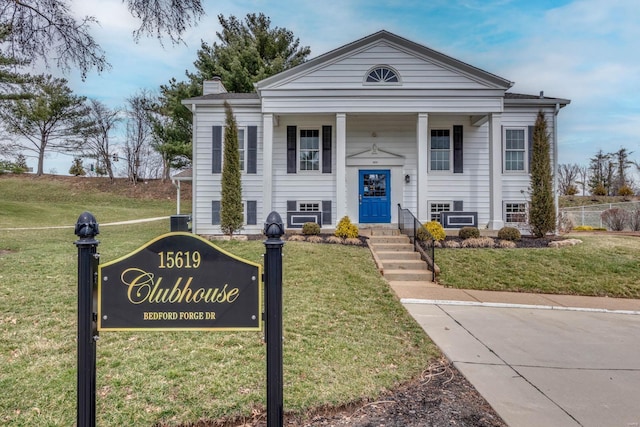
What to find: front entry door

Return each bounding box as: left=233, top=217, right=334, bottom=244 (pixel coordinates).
left=359, top=170, right=391, bottom=223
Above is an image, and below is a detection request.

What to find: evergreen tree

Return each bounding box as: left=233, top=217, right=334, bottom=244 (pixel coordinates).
left=188, top=13, right=311, bottom=92
left=0, top=74, right=91, bottom=175
left=528, top=111, right=556, bottom=237
left=69, top=157, right=86, bottom=176
left=220, top=102, right=243, bottom=235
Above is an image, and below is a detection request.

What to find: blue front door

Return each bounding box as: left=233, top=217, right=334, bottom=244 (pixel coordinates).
left=359, top=170, right=391, bottom=223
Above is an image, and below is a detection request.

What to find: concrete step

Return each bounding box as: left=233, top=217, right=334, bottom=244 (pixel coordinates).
left=382, top=259, right=429, bottom=270
left=376, top=251, right=421, bottom=260
left=383, top=269, right=434, bottom=281
left=360, top=227, right=400, bottom=236
left=369, top=235, right=410, bottom=244
left=370, top=243, right=414, bottom=252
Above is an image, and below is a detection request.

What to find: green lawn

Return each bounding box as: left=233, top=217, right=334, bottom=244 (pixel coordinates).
left=437, top=234, right=640, bottom=298
left=0, top=187, right=435, bottom=426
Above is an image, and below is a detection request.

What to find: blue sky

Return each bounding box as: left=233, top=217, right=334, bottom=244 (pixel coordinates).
left=38, top=0, right=640, bottom=175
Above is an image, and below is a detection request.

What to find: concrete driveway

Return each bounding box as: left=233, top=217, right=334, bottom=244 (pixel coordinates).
left=405, top=302, right=640, bottom=427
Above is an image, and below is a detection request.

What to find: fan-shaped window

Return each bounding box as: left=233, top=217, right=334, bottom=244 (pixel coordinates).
left=365, top=66, right=400, bottom=84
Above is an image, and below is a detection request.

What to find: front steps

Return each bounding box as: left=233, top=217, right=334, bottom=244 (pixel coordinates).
left=367, top=229, right=435, bottom=283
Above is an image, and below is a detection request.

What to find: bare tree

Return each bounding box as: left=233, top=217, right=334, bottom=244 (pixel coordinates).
left=0, top=0, right=204, bottom=78
left=124, top=90, right=153, bottom=182
left=557, top=163, right=581, bottom=195
left=80, top=99, right=121, bottom=180
left=576, top=165, right=589, bottom=196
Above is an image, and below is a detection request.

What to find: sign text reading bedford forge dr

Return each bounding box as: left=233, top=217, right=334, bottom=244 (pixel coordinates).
left=97, top=233, right=263, bottom=331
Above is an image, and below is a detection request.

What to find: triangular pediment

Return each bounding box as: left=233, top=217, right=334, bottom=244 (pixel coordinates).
left=346, top=144, right=405, bottom=166
left=256, top=30, right=512, bottom=92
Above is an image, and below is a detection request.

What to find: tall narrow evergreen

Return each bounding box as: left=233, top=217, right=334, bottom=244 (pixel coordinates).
left=528, top=110, right=556, bottom=237
left=220, top=102, right=243, bottom=235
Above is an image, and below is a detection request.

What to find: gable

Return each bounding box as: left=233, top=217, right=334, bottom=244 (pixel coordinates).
left=256, top=31, right=512, bottom=93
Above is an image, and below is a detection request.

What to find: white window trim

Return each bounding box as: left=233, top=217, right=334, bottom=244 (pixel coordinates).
left=503, top=127, right=527, bottom=174
left=298, top=128, right=321, bottom=173
left=220, top=126, right=248, bottom=173
left=429, top=201, right=452, bottom=222
left=429, top=128, right=453, bottom=173
left=363, top=65, right=402, bottom=86
left=298, top=201, right=321, bottom=212
left=503, top=201, right=528, bottom=224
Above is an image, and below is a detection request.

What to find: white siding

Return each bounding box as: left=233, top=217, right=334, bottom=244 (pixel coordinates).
left=192, top=105, right=264, bottom=235
left=279, top=42, right=490, bottom=90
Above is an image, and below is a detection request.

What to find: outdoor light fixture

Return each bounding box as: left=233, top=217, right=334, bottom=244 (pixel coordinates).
left=405, top=174, right=410, bottom=183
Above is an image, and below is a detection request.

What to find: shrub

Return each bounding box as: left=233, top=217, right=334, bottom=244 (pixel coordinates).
left=334, top=216, right=359, bottom=239
left=422, top=221, right=446, bottom=241
left=498, top=240, right=517, bottom=249
left=618, top=185, right=635, bottom=199
left=461, top=237, right=495, bottom=248
left=573, top=225, right=594, bottom=231
left=601, top=208, right=629, bottom=231
left=302, top=222, right=321, bottom=235
left=306, top=235, right=324, bottom=243
left=287, top=235, right=306, bottom=242
left=444, top=240, right=461, bottom=248
left=591, top=183, right=607, bottom=196
left=326, top=236, right=344, bottom=244
left=497, top=226, right=521, bottom=241
left=344, top=238, right=362, bottom=246
left=458, top=226, right=480, bottom=240
left=566, top=184, right=579, bottom=196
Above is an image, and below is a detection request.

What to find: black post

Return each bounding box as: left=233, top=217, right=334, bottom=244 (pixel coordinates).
left=74, top=212, right=100, bottom=427
left=263, top=211, right=285, bottom=427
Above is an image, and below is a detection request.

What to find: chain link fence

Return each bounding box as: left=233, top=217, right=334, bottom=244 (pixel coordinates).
left=560, top=201, right=640, bottom=229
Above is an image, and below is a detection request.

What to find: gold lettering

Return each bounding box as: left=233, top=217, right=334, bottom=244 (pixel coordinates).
left=122, top=268, right=242, bottom=306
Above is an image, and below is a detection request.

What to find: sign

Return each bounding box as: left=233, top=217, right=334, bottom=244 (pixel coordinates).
left=97, top=232, right=262, bottom=331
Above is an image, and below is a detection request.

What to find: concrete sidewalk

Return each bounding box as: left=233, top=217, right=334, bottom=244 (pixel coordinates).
left=390, top=282, right=640, bottom=427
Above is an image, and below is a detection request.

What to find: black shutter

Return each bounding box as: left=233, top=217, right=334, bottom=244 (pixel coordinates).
left=246, top=200, right=257, bottom=225
left=287, top=126, right=297, bottom=173
left=247, top=126, right=257, bottom=174
left=528, top=125, right=534, bottom=173
left=322, top=125, right=332, bottom=173
left=212, top=126, right=222, bottom=173
left=453, top=200, right=464, bottom=211
left=212, top=201, right=221, bottom=225
left=322, top=200, right=332, bottom=226
left=453, top=125, right=463, bottom=173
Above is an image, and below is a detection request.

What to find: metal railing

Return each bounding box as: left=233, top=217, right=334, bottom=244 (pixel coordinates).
left=397, top=204, right=436, bottom=282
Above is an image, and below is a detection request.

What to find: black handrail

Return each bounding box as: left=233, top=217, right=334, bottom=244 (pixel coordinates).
left=397, top=204, right=436, bottom=282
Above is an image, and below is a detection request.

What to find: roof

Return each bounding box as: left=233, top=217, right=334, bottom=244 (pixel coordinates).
left=505, top=92, right=571, bottom=107
left=171, top=168, right=192, bottom=181
left=256, top=30, right=514, bottom=91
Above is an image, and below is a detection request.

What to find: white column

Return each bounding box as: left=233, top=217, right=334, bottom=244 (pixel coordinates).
left=336, top=113, right=347, bottom=224
left=417, top=113, right=429, bottom=221
left=262, top=113, right=274, bottom=217
left=488, top=113, right=504, bottom=230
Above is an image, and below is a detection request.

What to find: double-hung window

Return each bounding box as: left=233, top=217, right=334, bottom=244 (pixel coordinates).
left=430, top=202, right=451, bottom=222
left=299, top=129, right=320, bottom=171
left=237, top=127, right=246, bottom=172
left=505, top=202, right=527, bottom=223
left=504, top=128, right=526, bottom=172
left=430, top=129, right=451, bottom=171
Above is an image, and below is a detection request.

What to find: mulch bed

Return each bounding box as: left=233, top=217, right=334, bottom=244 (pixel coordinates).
left=179, top=358, right=506, bottom=427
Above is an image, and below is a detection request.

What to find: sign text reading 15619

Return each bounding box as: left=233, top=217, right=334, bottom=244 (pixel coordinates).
left=158, top=251, right=201, bottom=269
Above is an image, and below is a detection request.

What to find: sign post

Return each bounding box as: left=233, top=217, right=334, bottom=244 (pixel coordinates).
left=264, top=212, right=285, bottom=427
left=74, top=212, right=100, bottom=427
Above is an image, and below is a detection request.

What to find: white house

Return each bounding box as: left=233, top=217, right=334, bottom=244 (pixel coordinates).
left=182, top=30, right=570, bottom=235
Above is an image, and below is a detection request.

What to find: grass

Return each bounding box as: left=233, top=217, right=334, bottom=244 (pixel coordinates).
left=0, top=177, right=436, bottom=426
left=437, top=234, right=640, bottom=298
left=0, top=176, right=175, bottom=228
